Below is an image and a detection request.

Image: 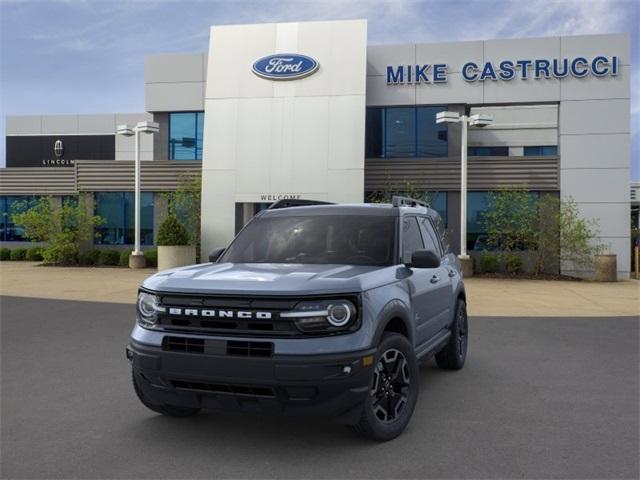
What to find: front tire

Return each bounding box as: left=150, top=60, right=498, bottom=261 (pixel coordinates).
left=351, top=333, right=419, bottom=441
left=132, top=369, right=200, bottom=417
left=435, top=299, right=468, bottom=370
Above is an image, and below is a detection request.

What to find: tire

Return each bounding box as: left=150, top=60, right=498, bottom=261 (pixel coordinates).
left=132, top=369, right=200, bottom=417
left=435, top=299, right=468, bottom=370
left=351, top=332, right=419, bottom=441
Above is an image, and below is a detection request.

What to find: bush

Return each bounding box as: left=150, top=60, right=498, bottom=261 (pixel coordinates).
left=26, top=247, right=43, bottom=261
left=119, top=250, right=130, bottom=267
left=11, top=196, right=102, bottom=265
left=144, top=249, right=158, bottom=267
left=504, top=253, right=523, bottom=274
left=157, top=214, right=190, bottom=246
left=0, top=248, right=10, bottom=261
left=79, top=249, right=101, bottom=266
left=10, top=248, right=27, bottom=261
left=479, top=252, right=500, bottom=273
left=98, top=250, right=120, bottom=266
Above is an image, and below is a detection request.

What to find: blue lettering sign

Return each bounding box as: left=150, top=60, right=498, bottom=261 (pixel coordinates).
left=387, top=65, right=404, bottom=84
left=252, top=54, right=319, bottom=80
left=387, top=55, right=620, bottom=85
left=433, top=64, right=447, bottom=83
left=462, top=62, right=479, bottom=82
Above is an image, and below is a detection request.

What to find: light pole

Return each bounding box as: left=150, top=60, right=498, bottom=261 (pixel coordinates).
left=436, top=111, right=492, bottom=273
left=116, top=121, right=159, bottom=268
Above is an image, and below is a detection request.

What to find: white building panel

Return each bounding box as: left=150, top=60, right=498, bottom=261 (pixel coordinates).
left=415, top=40, right=484, bottom=73
left=560, top=134, right=629, bottom=169
left=560, top=99, right=630, bottom=135
left=560, top=168, right=630, bottom=204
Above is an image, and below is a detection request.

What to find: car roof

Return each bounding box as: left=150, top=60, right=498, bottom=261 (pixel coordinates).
left=259, top=202, right=442, bottom=219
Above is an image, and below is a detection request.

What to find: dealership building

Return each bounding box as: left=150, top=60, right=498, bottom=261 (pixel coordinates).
left=0, top=20, right=632, bottom=277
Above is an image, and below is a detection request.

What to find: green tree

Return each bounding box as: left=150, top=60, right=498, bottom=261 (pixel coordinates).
left=480, top=187, right=536, bottom=252
left=11, top=197, right=103, bottom=265
left=164, top=173, right=201, bottom=247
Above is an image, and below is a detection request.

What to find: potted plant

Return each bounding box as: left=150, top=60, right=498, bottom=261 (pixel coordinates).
left=157, top=214, right=195, bottom=270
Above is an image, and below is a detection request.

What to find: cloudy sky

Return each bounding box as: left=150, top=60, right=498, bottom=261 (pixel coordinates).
left=1, top=0, right=638, bottom=177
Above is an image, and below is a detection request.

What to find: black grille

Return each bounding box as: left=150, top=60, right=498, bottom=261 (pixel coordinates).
left=227, top=340, right=273, bottom=357
left=171, top=380, right=275, bottom=398
left=162, top=336, right=204, bottom=353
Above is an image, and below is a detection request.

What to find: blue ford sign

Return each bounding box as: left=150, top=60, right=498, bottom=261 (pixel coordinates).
left=252, top=54, right=319, bottom=80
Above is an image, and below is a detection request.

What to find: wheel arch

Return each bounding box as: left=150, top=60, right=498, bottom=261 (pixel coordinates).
left=371, top=299, right=413, bottom=347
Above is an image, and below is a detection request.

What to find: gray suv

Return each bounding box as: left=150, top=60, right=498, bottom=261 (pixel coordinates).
left=127, top=197, right=467, bottom=441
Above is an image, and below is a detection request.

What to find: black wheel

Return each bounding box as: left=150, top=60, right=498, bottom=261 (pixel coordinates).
left=435, top=299, right=468, bottom=370
left=351, top=333, right=419, bottom=441
left=132, top=369, right=200, bottom=417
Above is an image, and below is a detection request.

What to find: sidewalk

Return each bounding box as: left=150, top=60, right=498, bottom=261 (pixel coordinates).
left=0, top=262, right=638, bottom=317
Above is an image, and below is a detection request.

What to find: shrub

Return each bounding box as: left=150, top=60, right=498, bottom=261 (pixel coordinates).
left=144, top=249, right=158, bottom=267
left=479, top=252, right=500, bottom=273
left=11, top=196, right=102, bottom=265
left=79, top=249, right=101, bottom=266
left=504, top=253, right=523, bottom=274
left=26, top=247, right=43, bottom=261
left=10, top=248, right=27, bottom=261
left=119, top=250, right=130, bottom=267
left=0, top=248, right=10, bottom=261
left=157, top=214, right=190, bottom=246
left=98, top=250, right=120, bottom=266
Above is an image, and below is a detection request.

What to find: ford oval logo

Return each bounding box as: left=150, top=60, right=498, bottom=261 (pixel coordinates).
left=252, top=54, right=319, bottom=80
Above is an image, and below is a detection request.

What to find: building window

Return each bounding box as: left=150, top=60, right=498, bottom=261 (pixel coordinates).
left=428, top=192, right=448, bottom=227
left=169, top=112, right=204, bottom=160
left=468, top=146, right=509, bottom=156
left=523, top=146, right=558, bottom=156
left=94, top=192, right=154, bottom=245
left=0, top=196, right=38, bottom=242
left=365, top=106, right=448, bottom=158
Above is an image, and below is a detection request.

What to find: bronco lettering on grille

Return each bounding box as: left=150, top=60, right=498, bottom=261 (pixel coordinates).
left=167, top=308, right=273, bottom=320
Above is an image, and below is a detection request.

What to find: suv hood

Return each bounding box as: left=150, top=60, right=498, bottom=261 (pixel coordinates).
left=142, top=262, right=399, bottom=296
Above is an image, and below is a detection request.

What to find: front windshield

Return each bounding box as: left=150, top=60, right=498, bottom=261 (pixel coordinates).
left=220, top=215, right=396, bottom=266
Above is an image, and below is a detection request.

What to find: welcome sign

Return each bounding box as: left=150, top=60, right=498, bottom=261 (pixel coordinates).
left=386, top=55, right=620, bottom=84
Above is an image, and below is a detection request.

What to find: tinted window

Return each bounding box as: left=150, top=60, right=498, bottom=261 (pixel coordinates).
left=524, top=145, right=558, bottom=156
left=468, top=146, right=509, bottom=156
left=419, top=217, right=442, bottom=256
left=401, top=217, right=424, bottom=264
left=386, top=108, right=415, bottom=157
left=365, top=108, right=384, bottom=158
left=95, top=192, right=154, bottom=245
left=221, top=215, right=396, bottom=266
left=169, top=112, right=204, bottom=160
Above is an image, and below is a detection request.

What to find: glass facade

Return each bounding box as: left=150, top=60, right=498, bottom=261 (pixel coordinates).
left=365, top=106, right=448, bottom=158
left=468, top=146, right=509, bottom=156
left=94, top=192, right=154, bottom=245
left=169, top=112, right=204, bottom=160
left=0, top=196, right=38, bottom=241
left=428, top=192, right=448, bottom=226
left=524, top=146, right=558, bottom=156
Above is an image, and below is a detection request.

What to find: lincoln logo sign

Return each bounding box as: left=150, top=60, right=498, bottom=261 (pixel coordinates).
left=252, top=54, right=319, bottom=80
left=54, top=139, right=64, bottom=158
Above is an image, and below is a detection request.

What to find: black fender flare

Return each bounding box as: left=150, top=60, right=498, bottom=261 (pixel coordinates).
left=371, top=299, right=413, bottom=347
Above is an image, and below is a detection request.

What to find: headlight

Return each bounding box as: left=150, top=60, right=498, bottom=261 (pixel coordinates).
left=136, top=292, right=164, bottom=328
left=281, top=299, right=358, bottom=333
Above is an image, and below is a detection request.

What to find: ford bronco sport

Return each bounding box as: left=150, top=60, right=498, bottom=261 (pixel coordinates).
left=128, top=197, right=468, bottom=441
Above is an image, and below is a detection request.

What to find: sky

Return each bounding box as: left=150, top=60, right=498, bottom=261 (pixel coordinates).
left=1, top=0, right=638, bottom=178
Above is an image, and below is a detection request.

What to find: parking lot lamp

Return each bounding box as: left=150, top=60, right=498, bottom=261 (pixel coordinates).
left=436, top=111, right=493, bottom=268
left=116, top=121, right=159, bottom=268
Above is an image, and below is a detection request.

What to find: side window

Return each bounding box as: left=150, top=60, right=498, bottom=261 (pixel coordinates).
left=402, top=217, right=424, bottom=264
left=419, top=217, right=442, bottom=257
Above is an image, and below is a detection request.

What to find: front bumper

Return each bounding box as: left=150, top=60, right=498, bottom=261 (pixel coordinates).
left=128, top=339, right=376, bottom=423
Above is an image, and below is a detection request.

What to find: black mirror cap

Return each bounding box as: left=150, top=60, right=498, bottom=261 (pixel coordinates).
left=408, top=249, right=440, bottom=269
left=208, top=247, right=225, bottom=263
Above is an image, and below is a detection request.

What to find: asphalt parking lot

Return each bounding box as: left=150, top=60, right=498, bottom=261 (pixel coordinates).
left=1, top=296, right=638, bottom=479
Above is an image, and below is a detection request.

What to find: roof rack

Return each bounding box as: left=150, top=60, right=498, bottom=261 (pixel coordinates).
left=268, top=199, right=335, bottom=210
left=391, top=195, right=428, bottom=208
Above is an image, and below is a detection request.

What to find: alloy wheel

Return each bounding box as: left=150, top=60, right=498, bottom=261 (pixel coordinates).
left=370, top=348, right=411, bottom=423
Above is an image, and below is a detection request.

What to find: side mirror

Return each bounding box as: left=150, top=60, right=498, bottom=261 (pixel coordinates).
left=407, top=249, right=440, bottom=269
left=208, top=247, right=225, bottom=263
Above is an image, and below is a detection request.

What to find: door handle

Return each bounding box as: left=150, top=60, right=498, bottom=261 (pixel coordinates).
left=430, top=275, right=440, bottom=284
left=448, top=269, right=457, bottom=277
